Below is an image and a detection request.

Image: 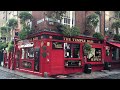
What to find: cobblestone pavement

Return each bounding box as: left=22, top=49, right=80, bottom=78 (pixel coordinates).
left=96, top=74, right=120, bottom=79
left=1, top=66, right=120, bottom=79
left=0, top=69, right=28, bottom=79
left=51, top=69, right=120, bottom=79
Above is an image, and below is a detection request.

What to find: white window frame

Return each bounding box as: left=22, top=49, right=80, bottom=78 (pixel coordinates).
left=61, top=11, right=75, bottom=28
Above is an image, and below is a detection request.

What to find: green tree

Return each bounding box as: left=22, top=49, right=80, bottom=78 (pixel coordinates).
left=0, top=26, right=11, bottom=42
left=111, top=20, right=120, bottom=34
left=19, top=11, right=33, bottom=24
left=61, top=25, right=80, bottom=37
left=7, top=18, right=18, bottom=29
left=47, top=11, right=66, bottom=23
left=7, top=41, right=14, bottom=52
left=114, top=11, right=120, bottom=18
left=18, top=11, right=33, bottom=40
left=19, top=29, right=29, bottom=40
left=7, top=18, right=18, bottom=40
left=0, top=42, right=8, bottom=51
left=86, top=13, right=99, bottom=35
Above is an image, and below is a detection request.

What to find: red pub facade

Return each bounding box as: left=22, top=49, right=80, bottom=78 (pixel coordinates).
left=3, top=11, right=120, bottom=77
left=3, top=30, right=120, bottom=77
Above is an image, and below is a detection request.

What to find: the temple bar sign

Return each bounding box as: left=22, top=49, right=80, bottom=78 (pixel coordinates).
left=64, top=37, right=93, bottom=43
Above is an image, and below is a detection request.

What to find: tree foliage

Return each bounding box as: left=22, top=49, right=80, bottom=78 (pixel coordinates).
left=7, top=18, right=18, bottom=29
left=58, top=25, right=80, bottom=37
left=114, top=11, right=120, bottom=18
left=48, top=11, right=66, bottom=22
left=0, top=42, right=8, bottom=51
left=111, top=20, right=120, bottom=34
left=7, top=41, right=14, bottom=52
left=18, top=11, right=33, bottom=40
left=18, top=26, right=30, bottom=40
left=0, top=26, right=11, bottom=32
left=18, top=11, right=33, bottom=24
left=86, top=13, right=99, bottom=30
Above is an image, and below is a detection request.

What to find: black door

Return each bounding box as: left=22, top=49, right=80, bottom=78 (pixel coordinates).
left=0, top=50, right=3, bottom=66
left=34, top=48, right=40, bottom=72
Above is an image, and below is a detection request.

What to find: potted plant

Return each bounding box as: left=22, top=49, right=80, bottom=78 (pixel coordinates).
left=57, top=24, right=80, bottom=37
left=113, top=34, right=120, bottom=41
left=93, top=32, right=104, bottom=43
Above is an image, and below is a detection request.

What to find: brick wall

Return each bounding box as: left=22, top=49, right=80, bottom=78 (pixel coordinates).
left=32, top=11, right=105, bottom=36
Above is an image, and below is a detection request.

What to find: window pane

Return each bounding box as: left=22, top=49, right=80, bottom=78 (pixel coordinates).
left=21, top=49, right=25, bottom=59
left=87, top=48, right=102, bottom=62
left=64, top=43, right=80, bottom=58
left=67, top=19, right=70, bottom=24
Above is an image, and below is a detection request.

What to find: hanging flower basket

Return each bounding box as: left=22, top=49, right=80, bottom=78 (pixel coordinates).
left=83, top=43, right=92, bottom=56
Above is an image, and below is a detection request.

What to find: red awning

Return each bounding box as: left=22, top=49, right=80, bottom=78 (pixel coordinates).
left=108, top=42, right=120, bottom=48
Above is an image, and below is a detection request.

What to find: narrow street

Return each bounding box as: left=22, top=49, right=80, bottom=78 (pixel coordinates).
left=1, top=67, right=120, bottom=79
left=96, top=74, right=120, bottom=79
left=0, top=69, right=27, bottom=79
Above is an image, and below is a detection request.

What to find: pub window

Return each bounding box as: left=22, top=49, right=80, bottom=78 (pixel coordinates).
left=64, top=43, right=80, bottom=58
left=106, top=46, right=110, bottom=56
left=52, top=42, right=63, bottom=49
left=87, top=48, right=102, bottom=62
left=21, top=49, right=25, bottom=59
left=25, top=48, right=34, bottom=59
left=112, top=47, right=120, bottom=61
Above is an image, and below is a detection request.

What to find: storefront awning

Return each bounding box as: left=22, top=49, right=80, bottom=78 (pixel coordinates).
left=108, top=42, right=120, bottom=48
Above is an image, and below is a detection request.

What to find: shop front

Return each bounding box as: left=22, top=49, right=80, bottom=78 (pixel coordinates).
left=105, top=41, right=120, bottom=69
left=5, top=31, right=106, bottom=77
left=5, top=29, right=119, bottom=77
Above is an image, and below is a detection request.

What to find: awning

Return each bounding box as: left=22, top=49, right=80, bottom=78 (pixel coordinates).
left=108, top=42, right=120, bottom=48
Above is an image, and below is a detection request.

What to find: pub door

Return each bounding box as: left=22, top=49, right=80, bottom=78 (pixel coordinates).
left=34, top=48, right=40, bottom=72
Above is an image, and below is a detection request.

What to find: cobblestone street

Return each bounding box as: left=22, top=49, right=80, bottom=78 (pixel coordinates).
left=51, top=69, right=120, bottom=79
left=1, top=66, right=120, bottom=79
left=96, top=74, right=120, bottom=79
left=0, top=69, right=28, bottom=79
